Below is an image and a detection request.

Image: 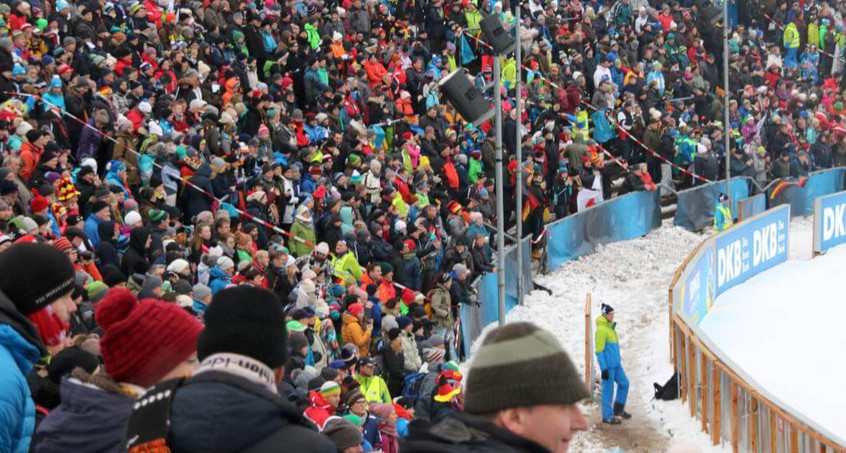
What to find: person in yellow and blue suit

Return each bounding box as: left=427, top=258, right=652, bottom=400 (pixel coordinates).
left=596, top=303, right=630, bottom=424
left=714, top=193, right=733, bottom=233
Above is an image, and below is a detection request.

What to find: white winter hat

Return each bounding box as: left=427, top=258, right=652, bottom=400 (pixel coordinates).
left=315, top=242, right=330, bottom=255
left=148, top=121, right=163, bottom=136
left=124, top=211, right=142, bottom=226
left=166, top=258, right=190, bottom=275
left=138, top=101, right=152, bottom=114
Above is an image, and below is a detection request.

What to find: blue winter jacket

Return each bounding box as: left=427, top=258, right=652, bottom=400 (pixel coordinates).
left=33, top=377, right=134, bottom=453
left=0, top=294, right=44, bottom=453
left=208, top=266, right=232, bottom=295
left=84, top=214, right=103, bottom=248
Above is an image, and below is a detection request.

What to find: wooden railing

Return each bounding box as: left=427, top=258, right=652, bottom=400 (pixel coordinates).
left=669, top=238, right=845, bottom=453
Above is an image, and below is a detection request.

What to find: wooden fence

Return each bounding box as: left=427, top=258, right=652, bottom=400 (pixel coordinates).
left=669, top=238, right=845, bottom=453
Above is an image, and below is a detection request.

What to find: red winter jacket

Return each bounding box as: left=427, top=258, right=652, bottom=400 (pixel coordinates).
left=303, top=392, right=335, bottom=429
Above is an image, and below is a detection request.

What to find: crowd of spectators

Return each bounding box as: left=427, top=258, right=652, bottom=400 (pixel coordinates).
left=0, top=0, right=844, bottom=450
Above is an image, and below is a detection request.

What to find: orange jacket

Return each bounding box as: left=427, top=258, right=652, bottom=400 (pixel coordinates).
left=342, top=313, right=372, bottom=356
left=19, top=142, right=42, bottom=182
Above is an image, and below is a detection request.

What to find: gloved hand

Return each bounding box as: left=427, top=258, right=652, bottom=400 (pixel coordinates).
left=601, top=369, right=609, bottom=380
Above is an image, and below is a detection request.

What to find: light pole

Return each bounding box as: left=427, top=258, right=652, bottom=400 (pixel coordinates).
left=515, top=5, right=524, bottom=306
left=723, top=0, right=731, bottom=194
left=494, top=55, right=507, bottom=326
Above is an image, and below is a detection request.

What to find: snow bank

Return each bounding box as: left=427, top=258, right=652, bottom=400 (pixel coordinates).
left=473, top=225, right=728, bottom=452
left=701, top=232, right=846, bottom=442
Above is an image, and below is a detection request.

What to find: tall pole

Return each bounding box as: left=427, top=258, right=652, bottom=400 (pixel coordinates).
left=723, top=0, right=731, bottom=195
left=494, top=56, right=506, bottom=327
left=514, top=5, right=524, bottom=305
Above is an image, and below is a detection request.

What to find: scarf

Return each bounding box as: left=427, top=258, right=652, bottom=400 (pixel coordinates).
left=194, top=353, right=277, bottom=394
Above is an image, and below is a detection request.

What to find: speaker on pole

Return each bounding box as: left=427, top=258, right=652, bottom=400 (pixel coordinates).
left=480, top=14, right=516, bottom=55
left=438, top=70, right=495, bottom=125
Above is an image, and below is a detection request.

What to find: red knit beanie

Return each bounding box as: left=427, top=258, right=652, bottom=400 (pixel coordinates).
left=95, top=288, right=202, bottom=387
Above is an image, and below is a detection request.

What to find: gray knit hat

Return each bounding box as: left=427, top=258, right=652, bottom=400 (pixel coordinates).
left=464, top=322, right=589, bottom=415
left=323, top=418, right=362, bottom=450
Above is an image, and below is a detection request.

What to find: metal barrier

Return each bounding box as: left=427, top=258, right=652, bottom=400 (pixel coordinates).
left=765, top=168, right=846, bottom=217
left=668, top=217, right=846, bottom=452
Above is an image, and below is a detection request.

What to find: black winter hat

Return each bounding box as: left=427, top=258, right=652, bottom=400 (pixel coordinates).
left=101, top=264, right=127, bottom=287
left=198, top=287, right=288, bottom=368
left=0, top=243, right=75, bottom=315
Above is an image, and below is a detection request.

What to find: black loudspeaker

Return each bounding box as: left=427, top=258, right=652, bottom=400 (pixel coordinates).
left=438, top=70, right=495, bottom=125
left=479, top=14, right=515, bottom=55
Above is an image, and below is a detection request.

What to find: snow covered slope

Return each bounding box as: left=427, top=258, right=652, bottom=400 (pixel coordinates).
left=470, top=218, right=817, bottom=452
left=480, top=224, right=724, bottom=452
left=701, top=218, right=846, bottom=443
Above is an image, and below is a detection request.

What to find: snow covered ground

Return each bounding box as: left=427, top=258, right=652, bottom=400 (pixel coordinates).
left=701, top=218, right=846, bottom=443
left=472, top=223, right=720, bottom=452
left=468, top=217, right=816, bottom=452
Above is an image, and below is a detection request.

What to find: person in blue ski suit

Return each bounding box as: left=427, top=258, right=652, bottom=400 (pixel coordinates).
left=595, top=303, right=630, bottom=424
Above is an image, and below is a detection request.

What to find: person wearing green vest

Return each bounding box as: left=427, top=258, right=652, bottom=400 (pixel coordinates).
left=596, top=303, right=629, bottom=425
left=784, top=21, right=800, bottom=68
left=714, top=193, right=733, bottom=233
left=355, top=356, right=391, bottom=404
left=501, top=56, right=516, bottom=89
left=331, top=240, right=363, bottom=281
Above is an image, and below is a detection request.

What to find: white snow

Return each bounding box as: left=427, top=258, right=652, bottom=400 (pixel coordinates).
left=473, top=224, right=726, bottom=452
left=468, top=217, right=819, bottom=452
left=701, top=220, right=846, bottom=443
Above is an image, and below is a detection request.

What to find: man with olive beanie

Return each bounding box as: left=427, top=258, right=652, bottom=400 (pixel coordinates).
left=164, top=286, right=335, bottom=453
left=0, top=243, right=76, bottom=453
left=403, top=322, right=590, bottom=453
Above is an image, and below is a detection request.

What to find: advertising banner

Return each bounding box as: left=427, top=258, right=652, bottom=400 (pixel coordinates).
left=714, top=205, right=790, bottom=296
left=681, top=245, right=715, bottom=325
left=813, top=191, right=846, bottom=254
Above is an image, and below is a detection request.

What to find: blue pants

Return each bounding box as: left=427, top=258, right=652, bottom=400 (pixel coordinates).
left=785, top=48, right=799, bottom=68
left=601, top=366, right=630, bottom=420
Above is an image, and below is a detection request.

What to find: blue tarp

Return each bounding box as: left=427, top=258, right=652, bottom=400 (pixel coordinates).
left=674, top=178, right=752, bottom=231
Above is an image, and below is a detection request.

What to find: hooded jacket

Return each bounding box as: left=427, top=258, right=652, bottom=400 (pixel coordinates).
left=0, top=290, right=44, bottom=453
left=303, top=391, right=334, bottom=430
left=121, top=227, right=151, bottom=278
left=33, top=376, right=134, bottom=453
left=401, top=411, right=550, bottom=453
left=168, top=370, right=335, bottom=453
left=183, top=164, right=215, bottom=221
left=208, top=266, right=232, bottom=295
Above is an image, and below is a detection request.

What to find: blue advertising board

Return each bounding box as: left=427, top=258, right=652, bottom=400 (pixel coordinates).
left=682, top=245, right=715, bottom=325
left=814, top=191, right=846, bottom=254
left=714, top=205, right=790, bottom=296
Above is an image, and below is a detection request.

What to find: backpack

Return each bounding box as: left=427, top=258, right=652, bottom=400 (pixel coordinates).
left=653, top=373, right=679, bottom=401
left=402, top=372, right=427, bottom=403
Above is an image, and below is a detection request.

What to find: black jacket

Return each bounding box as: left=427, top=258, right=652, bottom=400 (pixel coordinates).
left=169, top=370, right=335, bottom=453
left=121, top=227, right=150, bottom=277
left=402, top=411, right=551, bottom=453
left=183, top=164, right=215, bottom=222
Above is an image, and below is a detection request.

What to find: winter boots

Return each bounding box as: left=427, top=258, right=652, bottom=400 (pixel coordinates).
left=602, top=417, right=622, bottom=425
left=614, top=403, right=632, bottom=420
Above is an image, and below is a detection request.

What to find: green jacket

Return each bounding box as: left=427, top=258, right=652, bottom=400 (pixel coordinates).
left=429, top=285, right=454, bottom=329
left=305, top=23, right=321, bottom=50
left=289, top=219, right=316, bottom=258
left=469, top=158, right=483, bottom=183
